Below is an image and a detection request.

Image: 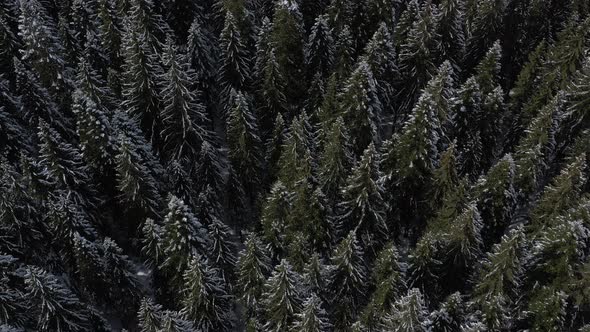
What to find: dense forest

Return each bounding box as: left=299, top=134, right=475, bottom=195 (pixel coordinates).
left=1, top=0, right=590, bottom=331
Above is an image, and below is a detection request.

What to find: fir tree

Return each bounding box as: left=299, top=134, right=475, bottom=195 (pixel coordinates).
left=159, top=195, right=210, bottom=285
left=257, top=47, right=287, bottom=133
left=18, top=0, right=71, bottom=96
left=226, top=89, right=262, bottom=192
left=436, top=0, right=466, bottom=71
left=305, top=14, right=334, bottom=80
left=327, top=231, right=366, bottom=330
left=337, top=143, right=388, bottom=250
left=24, top=267, right=90, bottom=332
left=399, top=1, right=441, bottom=113
left=115, top=134, right=162, bottom=216
left=361, top=23, right=399, bottom=125
left=73, top=89, right=114, bottom=171
left=236, top=233, right=270, bottom=313
left=474, top=226, right=526, bottom=306
left=120, top=16, right=163, bottom=145
left=180, top=255, right=233, bottom=331
left=383, top=288, right=429, bottom=332
left=270, top=0, right=305, bottom=106
left=159, top=37, right=209, bottom=161
left=339, top=61, right=382, bottom=155
left=261, top=259, right=303, bottom=332
left=473, top=154, right=517, bottom=246
left=429, top=292, right=465, bottom=332
left=291, top=293, right=331, bottom=332
left=361, top=242, right=405, bottom=330
left=465, top=0, right=508, bottom=70
left=318, top=116, right=353, bottom=206
left=138, top=298, right=163, bottom=332
left=218, top=12, right=250, bottom=99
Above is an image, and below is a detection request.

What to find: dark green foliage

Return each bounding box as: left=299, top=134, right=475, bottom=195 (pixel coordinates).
left=3, top=1, right=590, bottom=330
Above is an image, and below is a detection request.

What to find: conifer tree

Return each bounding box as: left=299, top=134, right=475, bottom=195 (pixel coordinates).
left=159, top=195, right=210, bottom=285
left=340, top=61, right=382, bottom=155
left=530, top=153, right=587, bottom=229
left=219, top=12, right=250, bottom=99
left=18, top=0, right=71, bottom=96
left=97, top=0, right=122, bottom=67
left=73, top=90, right=114, bottom=171
left=257, top=47, right=287, bottom=133
left=337, top=143, right=388, bottom=250
left=14, top=59, right=70, bottom=136
left=383, top=288, right=429, bottom=332
left=180, top=255, right=232, bottom=331
left=270, top=0, right=305, bottom=106
left=473, top=154, right=517, bottom=246
left=452, top=77, right=483, bottom=179
left=138, top=298, right=163, bottom=332
left=261, top=259, right=303, bottom=332
left=333, top=25, right=355, bottom=80
left=391, top=90, right=441, bottom=233
left=236, top=234, right=270, bottom=313
left=361, top=242, right=405, bottom=330
left=407, top=232, right=443, bottom=298
left=436, top=0, right=466, bottom=71
left=465, top=0, right=508, bottom=70
left=260, top=181, right=290, bottom=258
left=120, top=16, right=163, bottom=145
left=24, top=267, right=90, bottom=332
left=361, top=23, right=399, bottom=124
left=399, top=1, right=440, bottom=112
left=186, top=14, right=216, bottom=93
left=115, top=134, right=162, bottom=216
left=226, top=89, right=262, bottom=192
left=318, top=116, right=353, bottom=205
left=429, top=292, right=465, bottom=332
left=474, top=226, right=526, bottom=308
left=305, top=14, right=334, bottom=80
left=527, top=286, right=567, bottom=332
left=160, top=38, right=209, bottom=161
left=291, top=293, right=331, bottom=332
left=276, top=112, right=316, bottom=190
left=327, top=231, right=366, bottom=330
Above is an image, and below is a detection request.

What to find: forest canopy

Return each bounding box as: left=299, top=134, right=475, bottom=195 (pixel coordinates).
left=1, top=0, right=590, bottom=331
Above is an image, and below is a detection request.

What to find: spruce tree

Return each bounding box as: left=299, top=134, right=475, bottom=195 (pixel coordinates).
left=226, top=89, right=262, bottom=192
left=218, top=12, right=250, bottom=100
left=399, top=1, right=440, bottom=113
left=18, top=0, right=71, bottom=97
left=337, top=143, right=388, bottom=250
left=339, top=61, right=382, bottom=156
left=159, top=195, right=210, bottom=285
left=305, top=14, right=334, bottom=80
left=261, top=259, right=303, bottom=332
left=115, top=134, right=162, bottom=217
left=24, top=267, right=90, bottom=332
left=180, top=255, right=233, bottom=331
left=159, top=37, right=209, bottom=161
left=361, top=242, right=405, bottom=330
left=236, top=233, right=270, bottom=313
left=291, top=293, right=331, bottom=332
left=270, top=0, right=305, bottom=106
left=120, top=16, right=163, bottom=145
left=383, top=288, right=429, bottom=332
left=138, top=298, right=163, bottom=332
left=436, top=0, right=466, bottom=71
left=327, top=231, right=366, bottom=330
